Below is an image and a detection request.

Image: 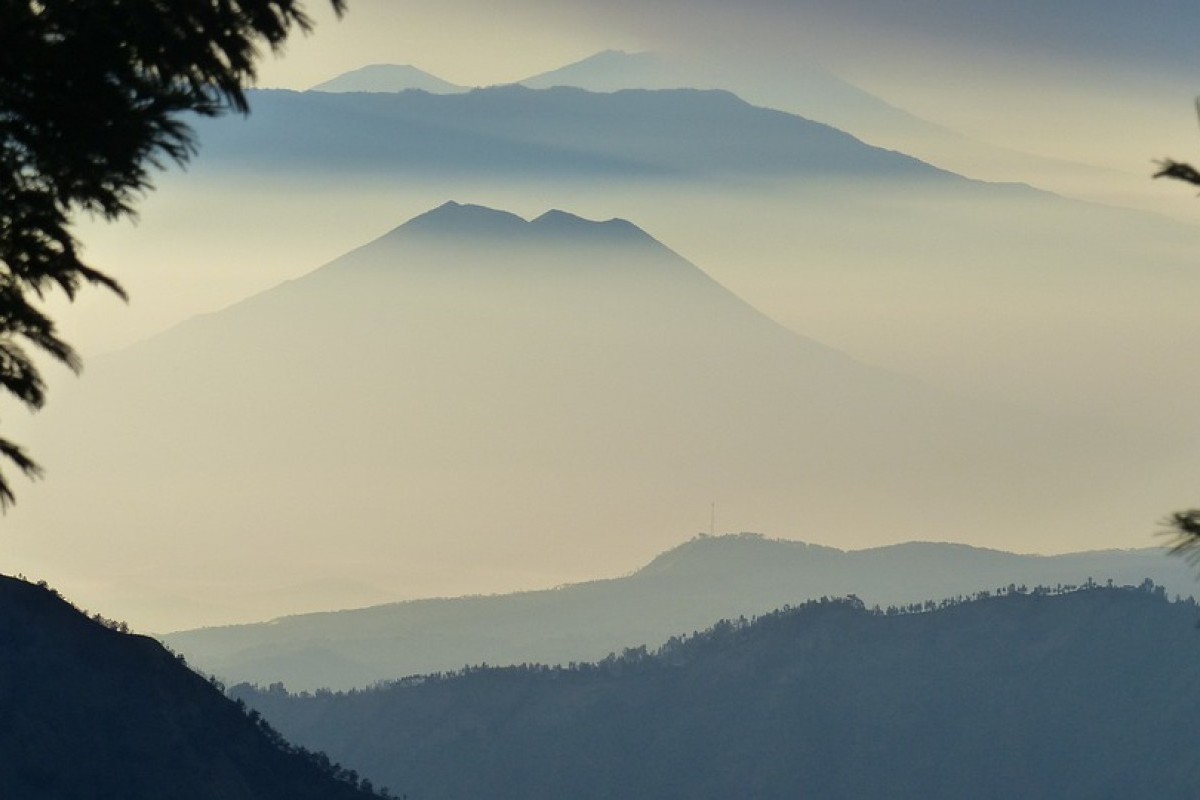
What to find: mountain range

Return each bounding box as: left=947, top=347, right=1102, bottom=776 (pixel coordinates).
left=10, top=200, right=1193, bottom=630
left=13, top=201, right=1184, bottom=629
left=311, top=50, right=1038, bottom=182
left=234, top=584, right=1200, bottom=799
left=164, top=532, right=1200, bottom=691
left=50, top=77, right=1200, bottom=436
left=191, top=84, right=940, bottom=180
left=512, top=49, right=1133, bottom=206
left=161, top=82, right=1200, bottom=431
left=307, top=50, right=1141, bottom=210
left=513, top=48, right=954, bottom=149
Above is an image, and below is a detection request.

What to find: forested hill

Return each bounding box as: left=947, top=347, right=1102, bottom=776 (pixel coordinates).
left=0, top=575, right=392, bottom=800
left=236, top=585, right=1200, bottom=800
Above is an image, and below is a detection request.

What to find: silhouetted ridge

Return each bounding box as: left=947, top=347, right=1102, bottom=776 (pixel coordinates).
left=397, top=202, right=653, bottom=243
left=396, top=200, right=530, bottom=238
left=361, top=202, right=668, bottom=262
left=520, top=49, right=674, bottom=92
left=0, top=575, right=388, bottom=800
left=530, top=209, right=650, bottom=244
left=633, top=532, right=844, bottom=578
left=192, top=85, right=945, bottom=179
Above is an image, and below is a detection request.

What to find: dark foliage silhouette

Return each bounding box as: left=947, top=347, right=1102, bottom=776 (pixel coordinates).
left=0, top=0, right=343, bottom=507
left=1154, top=159, right=1200, bottom=187
left=1154, top=100, right=1200, bottom=189
left=1163, top=509, right=1200, bottom=565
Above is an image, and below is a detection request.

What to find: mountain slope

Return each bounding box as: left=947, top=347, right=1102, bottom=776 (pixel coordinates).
left=0, top=575, right=387, bottom=800
left=165, top=533, right=1199, bottom=691
left=235, top=586, right=1200, bottom=799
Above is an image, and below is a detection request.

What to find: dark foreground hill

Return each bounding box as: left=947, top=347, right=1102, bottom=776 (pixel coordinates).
left=0, top=575, right=391, bottom=800
left=165, top=533, right=1199, bottom=691
left=236, top=585, right=1200, bottom=799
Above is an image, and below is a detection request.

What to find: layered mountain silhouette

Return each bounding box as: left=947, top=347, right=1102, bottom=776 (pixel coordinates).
left=0, top=575, right=388, bottom=800
left=174, top=85, right=1200, bottom=430
left=289, top=54, right=1141, bottom=209
left=515, top=50, right=1126, bottom=200
left=191, top=85, right=943, bottom=179
left=520, top=49, right=698, bottom=92
left=489, top=2, right=1200, bottom=101
left=164, top=533, right=1199, bottom=691
left=17, top=201, right=1182, bottom=631
left=310, top=63, right=466, bottom=94
left=234, top=585, right=1200, bottom=799
left=517, top=48, right=943, bottom=141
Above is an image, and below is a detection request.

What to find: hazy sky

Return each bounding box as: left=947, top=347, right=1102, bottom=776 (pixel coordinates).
left=8, top=0, right=1200, bottom=632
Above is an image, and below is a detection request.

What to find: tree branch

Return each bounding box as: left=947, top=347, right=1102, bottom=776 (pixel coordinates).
left=1153, top=159, right=1200, bottom=187
left=1162, top=509, right=1200, bottom=565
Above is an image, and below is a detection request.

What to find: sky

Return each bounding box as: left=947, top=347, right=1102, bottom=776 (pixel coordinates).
left=7, top=0, right=1200, bottom=632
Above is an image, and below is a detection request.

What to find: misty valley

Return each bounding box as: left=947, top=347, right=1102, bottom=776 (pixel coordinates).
left=6, top=7, right=1200, bottom=799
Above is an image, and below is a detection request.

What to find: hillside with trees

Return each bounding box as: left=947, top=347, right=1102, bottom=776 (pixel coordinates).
left=0, top=574, right=392, bottom=800
left=236, top=584, right=1200, bottom=799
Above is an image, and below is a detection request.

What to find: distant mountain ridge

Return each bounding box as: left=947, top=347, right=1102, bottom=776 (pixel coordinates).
left=517, top=48, right=917, bottom=130
left=520, top=49, right=690, bottom=92
left=301, top=52, right=1131, bottom=208
left=191, top=85, right=950, bottom=180
left=235, top=586, right=1200, bottom=799
left=164, top=533, right=1198, bottom=691
left=399, top=201, right=647, bottom=245
left=309, top=63, right=465, bottom=93
left=0, top=575, right=387, bottom=800
left=515, top=49, right=1133, bottom=208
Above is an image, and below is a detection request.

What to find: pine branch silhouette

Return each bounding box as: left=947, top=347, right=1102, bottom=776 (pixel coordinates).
left=1153, top=99, right=1200, bottom=188
left=1154, top=159, right=1200, bottom=187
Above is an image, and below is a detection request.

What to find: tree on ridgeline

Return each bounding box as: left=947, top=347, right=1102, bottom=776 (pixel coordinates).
left=0, top=0, right=344, bottom=507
